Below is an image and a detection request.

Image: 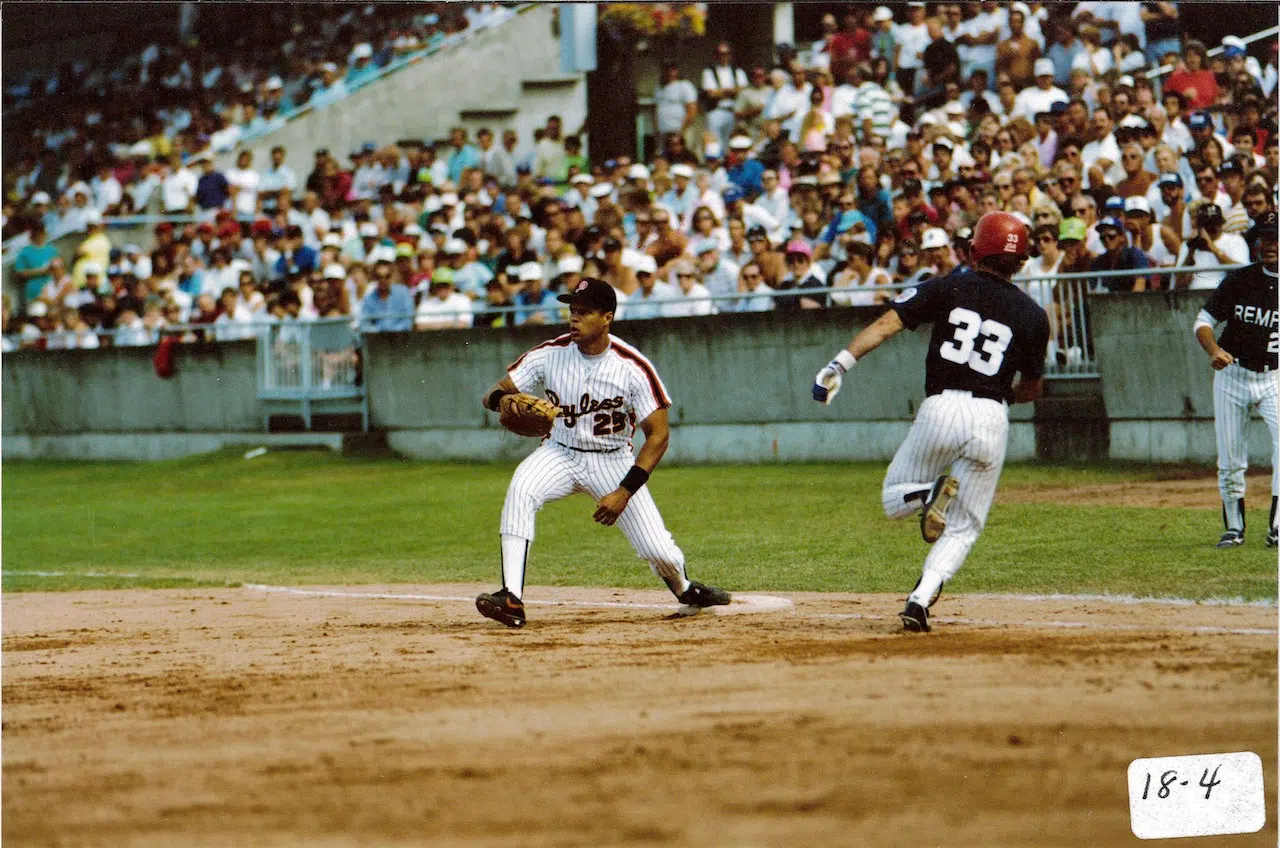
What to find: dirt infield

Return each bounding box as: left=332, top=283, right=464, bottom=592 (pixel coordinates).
left=4, top=585, right=1276, bottom=847
left=1000, top=471, right=1273, bottom=509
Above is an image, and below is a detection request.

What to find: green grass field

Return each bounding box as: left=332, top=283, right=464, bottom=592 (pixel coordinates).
left=3, top=449, right=1275, bottom=600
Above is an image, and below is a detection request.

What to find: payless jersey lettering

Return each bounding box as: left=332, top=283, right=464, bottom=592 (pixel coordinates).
left=1203, top=263, right=1279, bottom=368
left=507, top=334, right=672, bottom=450
left=890, top=269, right=1050, bottom=403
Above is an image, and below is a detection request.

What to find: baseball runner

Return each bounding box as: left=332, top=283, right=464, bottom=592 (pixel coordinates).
left=475, top=277, right=731, bottom=627
left=1192, top=210, right=1279, bottom=548
left=812, top=212, right=1050, bottom=632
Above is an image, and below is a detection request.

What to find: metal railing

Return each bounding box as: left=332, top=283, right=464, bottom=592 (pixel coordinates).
left=1145, top=25, right=1279, bottom=79
left=5, top=264, right=1251, bottom=383
left=257, top=318, right=367, bottom=431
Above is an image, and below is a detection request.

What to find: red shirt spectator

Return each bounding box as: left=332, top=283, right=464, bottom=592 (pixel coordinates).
left=1164, top=43, right=1218, bottom=111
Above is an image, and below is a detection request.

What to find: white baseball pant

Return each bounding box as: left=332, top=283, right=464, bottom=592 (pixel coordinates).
left=500, top=442, right=689, bottom=593
left=880, top=391, right=1009, bottom=601
left=1213, top=363, right=1279, bottom=530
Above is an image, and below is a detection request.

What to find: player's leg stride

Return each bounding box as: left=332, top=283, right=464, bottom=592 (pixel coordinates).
left=811, top=212, right=1049, bottom=634
left=1216, top=498, right=1246, bottom=548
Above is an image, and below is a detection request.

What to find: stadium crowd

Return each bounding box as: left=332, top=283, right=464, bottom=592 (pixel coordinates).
left=4, top=2, right=1278, bottom=358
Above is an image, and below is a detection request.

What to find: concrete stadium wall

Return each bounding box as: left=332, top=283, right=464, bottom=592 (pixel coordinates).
left=6, top=298, right=1268, bottom=467
left=364, top=309, right=1037, bottom=464
left=2, top=340, right=261, bottom=436
left=217, top=4, right=587, bottom=179
left=1091, top=292, right=1273, bottom=464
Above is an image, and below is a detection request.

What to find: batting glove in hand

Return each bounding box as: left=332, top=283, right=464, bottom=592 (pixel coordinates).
left=812, top=350, right=856, bottom=405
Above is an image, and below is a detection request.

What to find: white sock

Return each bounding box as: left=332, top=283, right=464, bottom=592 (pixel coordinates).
left=908, top=569, right=946, bottom=609
left=501, top=534, right=528, bottom=600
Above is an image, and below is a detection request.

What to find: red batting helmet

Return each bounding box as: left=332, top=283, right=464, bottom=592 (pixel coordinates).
left=970, top=211, right=1030, bottom=263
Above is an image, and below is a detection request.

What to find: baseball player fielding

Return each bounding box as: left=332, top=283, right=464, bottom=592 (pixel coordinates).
left=1193, top=210, right=1279, bottom=549
left=812, top=211, right=1051, bottom=633
left=476, top=277, right=731, bottom=627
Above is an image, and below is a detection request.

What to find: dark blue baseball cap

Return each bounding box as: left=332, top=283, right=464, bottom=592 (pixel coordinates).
left=1188, top=111, right=1212, bottom=129
left=1095, top=216, right=1125, bottom=232
left=1157, top=172, right=1183, bottom=188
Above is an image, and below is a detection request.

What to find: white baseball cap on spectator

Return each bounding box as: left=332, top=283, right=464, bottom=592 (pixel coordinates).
left=621, top=247, right=645, bottom=270
left=633, top=254, right=658, bottom=276
left=1010, top=1, right=1032, bottom=17
left=265, top=76, right=284, bottom=91
left=944, top=101, right=965, bottom=116
left=919, top=113, right=940, bottom=126
left=1034, top=58, right=1055, bottom=78
left=932, top=136, right=955, bottom=151
left=444, top=238, right=468, bottom=255
left=424, top=195, right=443, bottom=213
left=558, top=255, right=585, bottom=275
left=124, top=243, right=142, bottom=254
left=351, top=43, right=374, bottom=60
left=322, top=233, right=344, bottom=248
left=570, top=173, right=594, bottom=185
left=947, top=121, right=967, bottom=139
left=728, top=135, right=753, bottom=151
left=368, top=246, right=398, bottom=265
left=358, top=221, right=379, bottom=238
left=1119, top=114, right=1148, bottom=129
left=404, top=223, right=424, bottom=237
left=324, top=263, right=347, bottom=280
left=81, top=261, right=104, bottom=277
left=30, top=191, right=51, bottom=205
left=952, top=145, right=975, bottom=168
left=518, top=262, right=544, bottom=282
left=69, top=181, right=92, bottom=198
left=322, top=62, right=340, bottom=74
left=589, top=183, right=614, bottom=198
left=627, top=164, right=651, bottom=181
left=440, top=192, right=460, bottom=206
left=670, top=163, right=695, bottom=179
left=84, top=208, right=103, bottom=226
left=27, top=301, right=49, bottom=318
left=872, top=6, right=893, bottom=22
left=129, top=140, right=153, bottom=157
left=1116, top=75, right=1135, bottom=89
left=920, top=228, right=950, bottom=250
left=1123, top=196, right=1152, bottom=215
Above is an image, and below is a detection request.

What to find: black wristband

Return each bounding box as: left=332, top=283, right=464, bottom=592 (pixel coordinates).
left=485, top=389, right=506, bottom=412
left=619, top=465, right=650, bottom=495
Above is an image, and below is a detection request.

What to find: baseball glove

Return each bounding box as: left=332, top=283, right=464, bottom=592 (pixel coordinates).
left=498, top=393, right=560, bottom=438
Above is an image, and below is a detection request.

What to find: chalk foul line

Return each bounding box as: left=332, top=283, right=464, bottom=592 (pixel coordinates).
left=240, top=584, right=1273, bottom=635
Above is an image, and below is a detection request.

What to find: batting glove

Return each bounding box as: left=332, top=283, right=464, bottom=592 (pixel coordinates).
left=812, top=350, right=856, bottom=405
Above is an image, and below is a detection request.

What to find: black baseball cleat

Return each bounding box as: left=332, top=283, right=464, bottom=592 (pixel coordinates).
left=921, top=475, right=959, bottom=543
left=677, top=581, right=731, bottom=608
left=899, top=601, right=930, bottom=633
left=1215, top=530, right=1246, bottom=549
left=1266, top=529, right=1278, bottom=548
left=476, top=588, right=526, bottom=628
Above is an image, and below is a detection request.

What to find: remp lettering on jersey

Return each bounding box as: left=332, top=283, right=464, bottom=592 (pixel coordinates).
left=545, top=389, right=626, bottom=428
left=1234, top=305, right=1279, bottom=327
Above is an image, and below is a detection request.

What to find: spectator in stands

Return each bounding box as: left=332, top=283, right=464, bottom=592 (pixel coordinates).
left=1165, top=41, right=1216, bottom=111
left=1092, top=215, right=1151, bottom=292
left=414, top=268, right=473, bottom=330
left=512, top=262, right=557, bottom=325
left=359, top=257, right=413, bottom=331
left=1114, top=143, right=1156, bottom=198
left=226, top=150, right=261, bottom=217
left=667, top=259, right=713, bottom=317
left=13, top=224, right=57, bottom=306
left=260, top=146, right=299, bottom=213
left=1216, top=161, right=1252, bottom=234
left=534, top=116, right=567, bottom=182
left=1174, top=201, right=1249, bottom=289
left=703, top=43, right=748, bottom=151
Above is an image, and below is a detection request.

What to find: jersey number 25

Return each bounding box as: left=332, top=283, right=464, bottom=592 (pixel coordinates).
left=939, top=307, right=1013, bottom=377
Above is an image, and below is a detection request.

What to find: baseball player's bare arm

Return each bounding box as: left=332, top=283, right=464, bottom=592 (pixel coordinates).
left=1195, top=324, right=1235, bottom=369
left=846, top=309, right=906, bottom=359
left=481, top=375, right=520, bottom=411
left=592, top=408, right=670, bottom=527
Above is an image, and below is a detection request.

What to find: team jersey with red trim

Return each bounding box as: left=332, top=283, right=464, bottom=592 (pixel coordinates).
left=507, top=334, right=672, bottom=450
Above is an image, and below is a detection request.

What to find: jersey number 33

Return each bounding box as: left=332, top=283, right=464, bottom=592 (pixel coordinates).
left=939, top=306, right=1014, bottom=377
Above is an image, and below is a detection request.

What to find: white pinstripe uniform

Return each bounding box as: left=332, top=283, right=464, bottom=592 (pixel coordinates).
left=1196, top=261, right=1279, bottom=537
left=500, top=333, right=691, bottom=595
left=883, top=391, right=1009, bottom=594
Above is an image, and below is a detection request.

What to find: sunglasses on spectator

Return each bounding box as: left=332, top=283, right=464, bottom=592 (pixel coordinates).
left=1122, top=153, right=1142, bottom=161
left=996, top=182, right=1013, bottom=190
left=785, top=255, right=807, bottom=264
left=1037, top=235, right=1056, bottom=244
left=742, top=271, right=761, bottom=279
left=1101, top=230, right=1125, bottom=239
left=1059, top=175, right=1077, bottom=183
left=1034, top=211, right=1055, bottom=219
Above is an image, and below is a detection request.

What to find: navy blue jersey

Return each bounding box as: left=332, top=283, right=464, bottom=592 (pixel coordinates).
left=1203, top=262, right=1279, bottom=370
left=890, top=269, right=1051, bottom=403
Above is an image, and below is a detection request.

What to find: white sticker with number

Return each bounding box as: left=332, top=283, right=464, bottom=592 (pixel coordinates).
left=1128, top=752, right=1265, bottom=839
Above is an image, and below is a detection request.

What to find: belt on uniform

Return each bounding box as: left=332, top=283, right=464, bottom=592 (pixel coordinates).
left=932, top=388, right=1009, bottom=403
left=554, top=441, right=625, bottom=454
left=1234, top=358, right=1276, bottom=373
